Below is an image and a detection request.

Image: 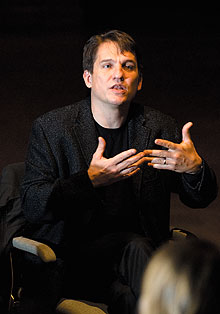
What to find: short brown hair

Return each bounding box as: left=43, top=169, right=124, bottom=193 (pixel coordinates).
left=83, top=29, right=143, bottom=77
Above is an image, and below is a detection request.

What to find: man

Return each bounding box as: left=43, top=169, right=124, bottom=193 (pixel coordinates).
left=21, top=30, right=217, bottom=314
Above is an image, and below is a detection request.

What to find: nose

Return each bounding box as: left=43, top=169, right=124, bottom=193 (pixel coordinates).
left=113, top=64, right=124, bottom=82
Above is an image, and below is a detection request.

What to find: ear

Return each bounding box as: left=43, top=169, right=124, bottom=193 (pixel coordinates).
left=137, top=76, right=143, bottom=91
left=83, top=70, right=92, bottom=88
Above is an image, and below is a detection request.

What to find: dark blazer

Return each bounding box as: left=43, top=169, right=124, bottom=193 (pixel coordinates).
left=21, top=98, right=217, bottom=248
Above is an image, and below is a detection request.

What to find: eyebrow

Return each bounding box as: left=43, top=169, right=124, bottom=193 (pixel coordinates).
left=100, top=59, right=114, bottom=64
left=100, top=58, right=136, bottom=64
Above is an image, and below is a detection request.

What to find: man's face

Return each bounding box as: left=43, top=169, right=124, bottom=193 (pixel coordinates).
left=83, top=41, right=142, bottom=108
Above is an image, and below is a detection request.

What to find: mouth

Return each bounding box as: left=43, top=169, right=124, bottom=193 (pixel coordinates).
left=110, top=84, right=127, bottom=91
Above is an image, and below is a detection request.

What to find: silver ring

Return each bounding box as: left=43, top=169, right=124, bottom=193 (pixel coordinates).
left=163, top=158, right=166, bottom=165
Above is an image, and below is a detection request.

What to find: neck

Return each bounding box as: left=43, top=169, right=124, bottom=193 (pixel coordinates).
left=91, top=100, right=130, bottom=129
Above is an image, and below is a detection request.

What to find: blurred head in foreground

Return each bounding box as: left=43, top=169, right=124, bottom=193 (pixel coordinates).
left=139, top=239, right=220, bottom=314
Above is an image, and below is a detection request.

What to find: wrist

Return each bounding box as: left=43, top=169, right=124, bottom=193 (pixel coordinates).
left=186, top=158, right=203, bottom=175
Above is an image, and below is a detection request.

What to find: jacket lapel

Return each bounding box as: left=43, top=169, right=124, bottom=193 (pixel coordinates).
left=73, top=99, right=98, bottom=167
left=128, top=106, right=151, bottom=153
left=128, top=104, right=151, bottom=199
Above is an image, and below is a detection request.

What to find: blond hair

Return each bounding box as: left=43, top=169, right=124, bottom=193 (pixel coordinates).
left=139, top=239, right=220, bottom=314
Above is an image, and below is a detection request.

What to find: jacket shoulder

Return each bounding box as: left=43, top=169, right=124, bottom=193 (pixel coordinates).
left=35, top=98, right=90, bottom=127
left=143, top=105, right=177, bottom=126
left=133, top=103, right=181, bottom=143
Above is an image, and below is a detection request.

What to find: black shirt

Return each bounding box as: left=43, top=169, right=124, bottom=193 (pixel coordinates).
left=95, top=121, right=128, bottom=158
left=89, top=121, right=143, bottom=238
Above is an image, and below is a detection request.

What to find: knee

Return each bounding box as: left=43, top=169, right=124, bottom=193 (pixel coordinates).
left=108, top=280, right=136, bottom=314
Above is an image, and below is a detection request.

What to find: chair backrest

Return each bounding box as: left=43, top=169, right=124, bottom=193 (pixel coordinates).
left=0, top=162, right=27, bottom=256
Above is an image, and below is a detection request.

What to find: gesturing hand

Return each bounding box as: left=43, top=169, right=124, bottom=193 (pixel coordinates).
left=88, top=137, right=150, bottom=187
left=145, top=122, right=202, bottom=174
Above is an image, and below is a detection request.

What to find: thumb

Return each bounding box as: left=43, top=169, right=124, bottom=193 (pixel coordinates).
left=94, top=137, right=106, bottom=159
left=182, top=122, right=193, bottom=142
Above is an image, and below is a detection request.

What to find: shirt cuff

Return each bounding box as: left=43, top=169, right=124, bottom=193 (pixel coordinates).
left=182, top=160, right=204, bottom=188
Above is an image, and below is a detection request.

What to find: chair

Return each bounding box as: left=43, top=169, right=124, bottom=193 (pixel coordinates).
left=0, top=162, right=27, bottom=314
left=0, top=162, right=196, bottom=314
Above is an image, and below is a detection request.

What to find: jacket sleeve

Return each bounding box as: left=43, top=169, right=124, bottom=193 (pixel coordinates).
left=20, top=119, right=99, bottom=224
left=179, top=159, right=218, bottom=208
left=157, top=114, right=218, bottom=209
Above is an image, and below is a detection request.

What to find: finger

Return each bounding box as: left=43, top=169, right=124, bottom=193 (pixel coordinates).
left=146, top=149, right=173, bottom=159
left=150, top=156, right=174, bottom=165
left=148, top=163, right=172, bottom=170
left=111, top=148, right=137, bottom=165
left=150, top=158, right=166, bottom=165
left=154, top=139, right=179, bottom=150
left=148, top=162, right=174, bottom=171
left=117, top=152, right=150, bottom=171
left=114, top=152, right=142, bottom=171
left=120, top=166, right=141, bottom=178
left=182, top=122, right=193, bottom=142
left=143, top=149, right=153, bottom=156
left=129, top=156, right=153, bottom=167
left=94, top=137, right=106, bottom=159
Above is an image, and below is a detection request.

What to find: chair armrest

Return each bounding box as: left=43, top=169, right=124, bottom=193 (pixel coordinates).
left=56, top=299, right=108, bottom=314
left=12, top=236, right=56, bottom=263
left=170, top=228, right=197, bottom=241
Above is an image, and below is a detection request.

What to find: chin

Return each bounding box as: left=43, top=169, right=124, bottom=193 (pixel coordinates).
left=109, top=96, right=129, bottom=106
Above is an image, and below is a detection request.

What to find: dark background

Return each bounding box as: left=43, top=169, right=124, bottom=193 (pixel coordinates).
left=0, top=3, right=219, bottom=246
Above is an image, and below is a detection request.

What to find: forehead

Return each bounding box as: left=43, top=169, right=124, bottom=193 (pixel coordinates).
left=95, top=41, right=137, bottom=63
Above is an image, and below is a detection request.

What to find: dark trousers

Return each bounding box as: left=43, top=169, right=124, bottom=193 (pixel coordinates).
left=64, top=232, right=155, bottom=314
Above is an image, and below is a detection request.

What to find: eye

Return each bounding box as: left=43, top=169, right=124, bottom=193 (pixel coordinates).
left=123, top=62, right=136, bottom=71
left=103, top=64, right=112, bottom=69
